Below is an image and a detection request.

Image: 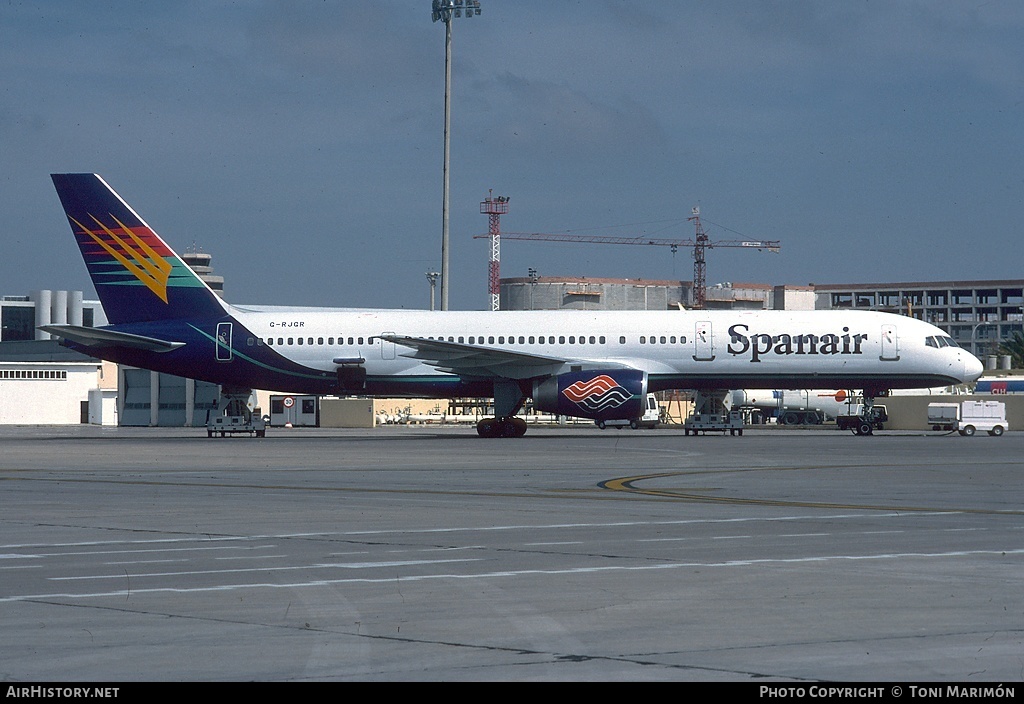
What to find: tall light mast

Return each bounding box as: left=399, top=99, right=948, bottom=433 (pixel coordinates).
left=432, top=0, right=481, bottom=311
left=480, top=191, right=509, bottom=311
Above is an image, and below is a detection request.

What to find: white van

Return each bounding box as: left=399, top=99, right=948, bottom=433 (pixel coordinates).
left=596, top=394, right=661, bottom=430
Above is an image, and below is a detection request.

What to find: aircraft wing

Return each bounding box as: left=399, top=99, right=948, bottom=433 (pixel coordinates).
left=380, top=334, right=636, bottom=380
left=39, top=325, right=186, bottom=353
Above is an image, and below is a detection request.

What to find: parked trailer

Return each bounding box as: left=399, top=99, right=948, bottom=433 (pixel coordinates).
left=927, top=400, right=1007, bottom=436
left=974, top=378, right=1024, bottom=394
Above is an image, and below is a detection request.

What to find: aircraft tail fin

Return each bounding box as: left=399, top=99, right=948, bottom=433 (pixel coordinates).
left=50, top=173, right=228, bottom=325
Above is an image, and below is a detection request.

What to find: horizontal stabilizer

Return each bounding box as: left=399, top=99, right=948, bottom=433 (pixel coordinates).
left=39, top=325, right=185, bottom=353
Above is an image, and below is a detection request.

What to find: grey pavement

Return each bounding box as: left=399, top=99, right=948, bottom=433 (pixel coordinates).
left=1, top=425, right=1021, bottom=682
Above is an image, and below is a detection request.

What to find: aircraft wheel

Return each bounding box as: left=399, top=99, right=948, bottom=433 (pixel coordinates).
left=499, top=421, right=524, bottom=437
left=511, top=417, right=528, bottom=437
left=476, top=418, right=498, bottom=438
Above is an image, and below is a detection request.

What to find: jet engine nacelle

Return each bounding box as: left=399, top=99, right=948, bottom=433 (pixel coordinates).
left=532, top=370, right=648, bottom=421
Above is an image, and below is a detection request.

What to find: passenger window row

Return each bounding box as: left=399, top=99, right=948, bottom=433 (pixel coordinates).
left=264, top=336, right=366, bottom=347
left=259, top=334, right=691, bottom=347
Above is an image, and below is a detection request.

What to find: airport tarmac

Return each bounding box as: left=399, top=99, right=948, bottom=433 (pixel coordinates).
left=1, top=424, right=1022, bottom=682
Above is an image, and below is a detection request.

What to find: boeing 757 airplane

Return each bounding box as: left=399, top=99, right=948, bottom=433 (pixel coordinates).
left=44, top=173, right=983, bottom=437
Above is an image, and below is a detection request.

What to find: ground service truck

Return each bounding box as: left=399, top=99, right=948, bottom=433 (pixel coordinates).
left=927, top=400, right=1007, bottom=436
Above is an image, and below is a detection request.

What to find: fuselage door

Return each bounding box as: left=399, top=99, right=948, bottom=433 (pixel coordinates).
left=216, top=322, right=233, bottom=362
left=880, top=324, right=900, bottom=361
left=693, top=321, right=715, bottom=361
left=380, top=331, right=396, bottom=360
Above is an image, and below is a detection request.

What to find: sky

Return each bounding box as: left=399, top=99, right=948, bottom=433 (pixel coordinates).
left=3, top=1, right=1022, bottom=312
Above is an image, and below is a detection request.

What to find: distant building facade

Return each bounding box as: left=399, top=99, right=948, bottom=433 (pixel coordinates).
left=501, top=278, right=813, bottom=312
left=812, top=280, right=1024, bottom=358
left=0, top=340, right=110, bottom=425
left=0, top=290, right=107, bottom=342
left=500, top=277, right=692, bottom=311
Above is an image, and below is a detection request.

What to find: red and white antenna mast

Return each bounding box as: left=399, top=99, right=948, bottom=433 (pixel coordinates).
left=688, top=207, right=708, bottom=310
left=480, top=191, right=509, bottom=311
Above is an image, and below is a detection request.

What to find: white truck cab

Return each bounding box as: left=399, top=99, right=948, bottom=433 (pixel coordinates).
left=596, top=394, right=661, bottom=430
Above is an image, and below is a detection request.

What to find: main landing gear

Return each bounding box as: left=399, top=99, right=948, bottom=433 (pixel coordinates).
left=476, top=417, right=528, bottom=438
left=476, top=380, right=529, bottom=438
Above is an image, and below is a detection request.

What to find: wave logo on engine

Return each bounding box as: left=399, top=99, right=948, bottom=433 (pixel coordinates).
left=561, top=374, right=632, bottom=414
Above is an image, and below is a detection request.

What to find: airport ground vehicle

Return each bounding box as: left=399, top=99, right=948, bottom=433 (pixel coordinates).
left=683, top=391, right=744, bottom=435
left=206, top=390, right=266, bottom=437
left=684, top=409, right=744, bottom=435
left=835, top=403, right=888, bottom=436
left=731, top=389, right=851, bottom=425
left=206, top=413, right=266, bottom=438
left=927, top=400, right=1007, bottom=436
left=596, top=394, right=660, bottom=429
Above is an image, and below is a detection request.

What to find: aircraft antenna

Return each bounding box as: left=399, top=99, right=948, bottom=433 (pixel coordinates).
left=480, top=190, right=509, bottom=311
left=689, top=207, right=708, bottom=310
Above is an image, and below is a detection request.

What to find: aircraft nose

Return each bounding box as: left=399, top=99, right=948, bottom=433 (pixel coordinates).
left=962, top=352, right=984, bottom=384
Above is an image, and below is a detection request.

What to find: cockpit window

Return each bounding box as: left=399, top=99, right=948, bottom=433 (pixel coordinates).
left=926, top=335, right=959, bottom=349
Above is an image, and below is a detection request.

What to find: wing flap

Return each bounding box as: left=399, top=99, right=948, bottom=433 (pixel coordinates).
left=380, top=334, right=565, bottom=379
left=379, top=334, right=636, bottom=380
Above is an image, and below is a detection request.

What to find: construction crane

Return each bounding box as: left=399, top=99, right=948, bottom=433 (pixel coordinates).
left=475, top=206, right=780, bottom=309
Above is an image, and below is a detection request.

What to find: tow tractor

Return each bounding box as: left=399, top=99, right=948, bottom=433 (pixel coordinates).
left=206, top=387, right=266, bottom=438
left=835, top=391, right=888, bottom=436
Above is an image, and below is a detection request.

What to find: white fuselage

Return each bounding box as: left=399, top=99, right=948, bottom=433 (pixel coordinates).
left=230, top=305, right=982, bottom=393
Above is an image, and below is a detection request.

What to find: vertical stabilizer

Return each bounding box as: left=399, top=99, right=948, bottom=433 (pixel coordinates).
left=51, top=173, right=227, bottom=325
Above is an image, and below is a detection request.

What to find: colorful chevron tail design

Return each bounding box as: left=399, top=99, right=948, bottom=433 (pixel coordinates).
left=561, top=374, right=633, bottom=414
left=51, top=174, right=227, bottom=325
